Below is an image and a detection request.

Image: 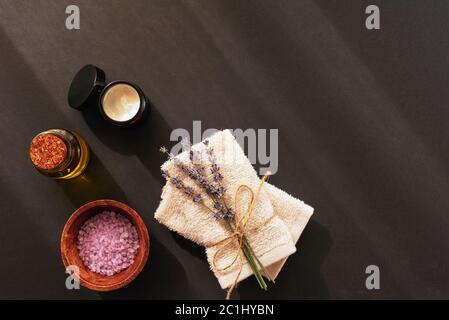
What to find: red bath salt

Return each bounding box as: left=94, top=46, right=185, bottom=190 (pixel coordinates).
left=29, top=134, right=67, bottom=170
left=77, top=211, right=139, bottom=276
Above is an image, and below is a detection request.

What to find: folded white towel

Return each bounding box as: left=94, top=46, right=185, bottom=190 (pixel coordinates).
left=154, top=130, right=313, bottom=289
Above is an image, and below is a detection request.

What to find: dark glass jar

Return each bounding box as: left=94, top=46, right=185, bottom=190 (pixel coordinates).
left=68, top=65, right=150, bottom=126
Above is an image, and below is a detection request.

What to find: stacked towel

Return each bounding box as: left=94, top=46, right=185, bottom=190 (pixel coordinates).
left=154, top=130, right=313, bottom=289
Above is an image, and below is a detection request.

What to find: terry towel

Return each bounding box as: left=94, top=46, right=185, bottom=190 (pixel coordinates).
left=154, top=130, right=313, bottom=289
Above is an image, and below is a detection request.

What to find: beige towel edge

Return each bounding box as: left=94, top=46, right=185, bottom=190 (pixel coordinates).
left=266, top=202, right=314, bottom=279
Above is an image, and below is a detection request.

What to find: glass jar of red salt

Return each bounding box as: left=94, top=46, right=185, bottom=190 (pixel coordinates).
left=29, top=129, right=90, bottom=179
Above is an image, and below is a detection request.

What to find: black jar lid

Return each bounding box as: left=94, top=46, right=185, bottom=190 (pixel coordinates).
left=68, top=64, right=106, bottom=110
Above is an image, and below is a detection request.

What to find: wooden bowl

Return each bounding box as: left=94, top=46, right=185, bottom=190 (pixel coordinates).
left=60, top=199, right=150, bottom=291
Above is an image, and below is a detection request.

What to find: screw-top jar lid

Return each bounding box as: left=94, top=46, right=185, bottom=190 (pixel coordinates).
left=68, top=64, right=106, bottom=110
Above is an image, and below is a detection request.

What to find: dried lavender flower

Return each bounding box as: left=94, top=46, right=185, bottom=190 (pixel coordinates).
left=211, top=163, right=220, bottom=174
left=161, top=168, right=205, bottom=205
left=202, top=145, right=226, bottom=188
left=224, top=208, right=234, bottom=219
left=159, top=146, right=174, bottom=160
left=196, top=167, right=205, bottom=174
left=180, top=163, right=191, bottom=174
left=206, top=185, right=217, bottom=196
left=184, top=186, right=194, bottom=196
left=189, top=171, right=199, bottom=180
left=192, top=194, right=202, bottom=203
left=160, top=142, right=227, bottom=217
left=198, top=175, right=208, bottom=186
left=213, top=211, right=222, bottom=220
left=170, top=177, right=183, bottom=189
left=216, top=186, right=226, bottom=197
left=159, top=146, right=168, bottom=154
left=161, top=169, right=170, bottom=179
left=214, top=201, right=222, bottom=210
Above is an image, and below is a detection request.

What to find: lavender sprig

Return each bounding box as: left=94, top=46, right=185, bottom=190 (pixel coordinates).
left=201, top=141, right=271, bottom=285
left=161, top=144, right=227, bottom=204
left=159, top=143, right=268, bottom=293
left=204, top=140, right=226, bottom=193
left=161, top=144, right=229, bottom=219
left=161, top=169, right=203, bottom=204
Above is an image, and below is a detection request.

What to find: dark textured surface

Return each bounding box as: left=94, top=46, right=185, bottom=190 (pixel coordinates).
left=0, top=0, right=448, bottom=299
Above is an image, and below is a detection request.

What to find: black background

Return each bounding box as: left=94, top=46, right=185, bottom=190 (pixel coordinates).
left=0, top=0, right=448, bottom=299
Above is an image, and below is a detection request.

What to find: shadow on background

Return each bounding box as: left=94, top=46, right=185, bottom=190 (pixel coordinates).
left=99, top=237, right=194, bottom=299
left=0, top=27, right=100, bottom=299
left=171, top=232, right=206, bottom=261
left=81, top=98, right=172, bottom=181
left=239, top=220, right=332, bottom=299
left=57, top=151, right=129, bottom=207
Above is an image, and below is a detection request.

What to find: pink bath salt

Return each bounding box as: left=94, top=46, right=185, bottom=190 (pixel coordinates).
left=77, top=211, right=139, bottom=276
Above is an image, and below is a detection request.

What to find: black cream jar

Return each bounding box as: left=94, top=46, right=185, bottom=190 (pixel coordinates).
left=68, top=65, right=149, bottom=126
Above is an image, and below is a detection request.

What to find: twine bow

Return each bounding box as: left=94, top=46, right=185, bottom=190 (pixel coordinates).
left=209, top=173, right=274, bottom=299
